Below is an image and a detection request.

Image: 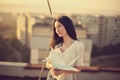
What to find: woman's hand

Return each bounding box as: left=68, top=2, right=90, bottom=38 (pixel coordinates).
left=51, top=68, right=63, bottom=76
left=46, top=61, right=52, bottom=69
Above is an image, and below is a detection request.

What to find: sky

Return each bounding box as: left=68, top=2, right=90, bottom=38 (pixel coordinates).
left=0, top=0, right=120, bottom=15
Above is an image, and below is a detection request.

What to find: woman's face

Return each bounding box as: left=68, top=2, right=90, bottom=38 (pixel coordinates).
left=54, top=21, right=67, bottom=37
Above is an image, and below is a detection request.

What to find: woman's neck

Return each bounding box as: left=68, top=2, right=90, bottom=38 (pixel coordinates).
left=60, top=35, right=75, bottom=53
left=63, top=35, right=74, bottom=44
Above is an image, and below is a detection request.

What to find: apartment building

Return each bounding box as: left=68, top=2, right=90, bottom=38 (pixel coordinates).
left=16, top=14, right=35, bottom=47
left=112, top=15, right=120, bottom=45
left=96, top=15, right=108, bottom=47
left=76, top=14, right=120, bottom=47
left=97, top=15, right=120, bottom=47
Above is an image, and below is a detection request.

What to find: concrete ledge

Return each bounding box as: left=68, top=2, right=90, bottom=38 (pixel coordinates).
left=0, top=62, right=120, bottom=80
left=100, top=67, right=120, bottom=72
left=25, top=63, right=120, bottom=72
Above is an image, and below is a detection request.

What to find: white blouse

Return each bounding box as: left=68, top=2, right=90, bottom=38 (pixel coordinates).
left=48, top=40, right=85, bottom=80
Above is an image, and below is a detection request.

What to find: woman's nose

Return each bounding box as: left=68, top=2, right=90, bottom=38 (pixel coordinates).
left=56, top=28, right=59, bottom=32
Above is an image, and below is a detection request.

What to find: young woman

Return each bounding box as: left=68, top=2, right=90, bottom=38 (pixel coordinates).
left=46, top=16, right=85, bottom=80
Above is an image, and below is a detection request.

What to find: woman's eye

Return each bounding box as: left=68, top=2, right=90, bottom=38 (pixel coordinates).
left=55, top=26, right=61, bottom=29
left=58, top=25, right=61, bottom=28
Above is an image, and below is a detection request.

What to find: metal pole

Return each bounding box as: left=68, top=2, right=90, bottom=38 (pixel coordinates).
left=47, top=0, right=53, bottom=17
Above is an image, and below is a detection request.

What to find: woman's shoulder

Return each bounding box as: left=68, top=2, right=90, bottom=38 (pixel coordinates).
left=75, top=40, right=84, bottom=45
left=75, top=40, right=84, bottom=48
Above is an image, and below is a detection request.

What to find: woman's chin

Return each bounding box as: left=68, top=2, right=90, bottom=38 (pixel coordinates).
left=58, top=35, right=63, bottom=37
left=58, top=36, right=63, bottom=37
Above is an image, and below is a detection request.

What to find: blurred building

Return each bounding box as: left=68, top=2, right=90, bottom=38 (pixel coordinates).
left=96, top=15, right=108, bottom=47
left=16, top=13, right=35, bottom=47
left=97, top=15, right=120, bottom=47
left=74, top=14, right=120, bottom=48
left=110, top=15, right=120, bottom=45
left=0, top=13, right=16, bottom=38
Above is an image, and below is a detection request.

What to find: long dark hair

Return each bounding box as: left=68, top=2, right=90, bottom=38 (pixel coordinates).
left=49, top=16, right=77, bottom=49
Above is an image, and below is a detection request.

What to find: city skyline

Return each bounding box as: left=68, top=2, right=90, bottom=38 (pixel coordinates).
left=0, top=0, right=120, bottom=15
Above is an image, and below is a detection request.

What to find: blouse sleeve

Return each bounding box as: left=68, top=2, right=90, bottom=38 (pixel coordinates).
left=75, top=42, right=86, bottom=66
